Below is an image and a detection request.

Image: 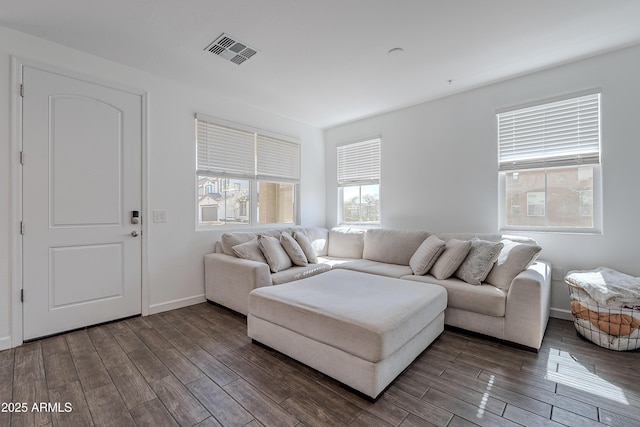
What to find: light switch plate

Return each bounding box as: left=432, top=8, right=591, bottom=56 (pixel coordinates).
left=153, top=210, right=167, bottom=223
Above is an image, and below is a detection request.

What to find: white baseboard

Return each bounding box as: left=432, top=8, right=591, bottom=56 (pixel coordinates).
left=0, top=336, right=12, bottom=351
left=148, top=294, right=206, bottom=315
left=550, top=307, right=574, bottom=321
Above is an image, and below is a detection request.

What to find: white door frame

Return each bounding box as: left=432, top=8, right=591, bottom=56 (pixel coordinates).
left=10, top=56, right=150, bottom=347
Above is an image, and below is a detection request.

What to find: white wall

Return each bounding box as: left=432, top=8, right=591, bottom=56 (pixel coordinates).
left=325, top=44, right=640, bottom=318
left=0, top=26, right=326, bottom=349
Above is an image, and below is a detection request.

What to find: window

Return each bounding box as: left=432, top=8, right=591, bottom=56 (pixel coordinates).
left=337, top=138, right=381, bottom=224
left=258, top=182, right=296, bottom=224
left=498, top=92, right=601, bottom=232
left=196, top=115, right=300, bottom=227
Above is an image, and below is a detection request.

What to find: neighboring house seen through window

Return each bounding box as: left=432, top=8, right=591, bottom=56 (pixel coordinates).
left=337, top=138, right=381, bottom=224
left=196, top=115, right=300, bottom=227
left=497, top=92, right=601, bottom=232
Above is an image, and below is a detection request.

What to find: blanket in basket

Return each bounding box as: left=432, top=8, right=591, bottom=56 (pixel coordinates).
left=565, top=267, right=640, bottom=307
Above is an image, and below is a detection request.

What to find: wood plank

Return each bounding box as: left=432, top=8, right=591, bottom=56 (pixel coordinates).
left=73, top=352, right=112, bottom=391
left=555, top=382, right=640, bottom=420
left=382, top=386, right=453, bottom=427
left=415, top=346, right=483, bottom=378
left=409, top=365, right=507, bottom=416
left=476, top=371, right=599, bottom=421
left=187, top=347, right=238, bottom=387
left=125, top=316, right=153, bottom=333
left=446, top=415, right=482, bottom=427
left=0, top=372, right=13, bottom=427
left=439, top=368, right=552, bottom=418
left=127, top=348, right=172, bottom=383
left=65, top=330, right=96, bottom=357
left=11, top=379, right=51, bottom=427
left=40, top=335, right=68, bottom=356
left=155, top=348, right=205, bottom=385
left=223, top=379, right=299, bottom=427
left=129, top=398, right=178, bottom=427
left=551, top=407, right=610, bottom=427
left=502, top=404, right=563, bottom=427
left=135, top=327, right=174, bottom=354
left=350, top=411, right=395, bottom=427
left=48, top=381, right=94, bottom=427
left=422, top=388, right=518, bottom=427
left=107, top=362, right=157, bottom=410
left=108, top=323, right=147, bottom=354
left=598, top=408, right=640, bottom=427
left=278, top=370, right=363, bottom=425
left=187, top=376, right=254, bottom=427
left=42, top=349, right=78, bottom=390
left=151, top=375, right=210, bottom=427
left=281, top=393, right=354, bottom=427
left=13, top=342, right=45, bottom=386
left=195, top=417, right=223, bottom=427
left=213, top=347, right=294, bottom=404
left=84, top=382, right=136, bottom=427
left=399, top=413, right=439, bottom=427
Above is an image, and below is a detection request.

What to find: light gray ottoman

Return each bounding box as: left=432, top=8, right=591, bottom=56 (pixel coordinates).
left=247, top=269, right=447, bottom=399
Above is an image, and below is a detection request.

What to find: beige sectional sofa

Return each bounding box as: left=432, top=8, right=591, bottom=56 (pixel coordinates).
left=204, top=227, right=551, bottom=350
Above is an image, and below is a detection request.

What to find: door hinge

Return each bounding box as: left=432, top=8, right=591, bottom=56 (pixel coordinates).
left=20, top=83, right=24, bottom=97
left=20, top=221, right=25, bottom=235
left=21, top=289, right=24, bottom=303
left=19, top=151, right=25, bottom=165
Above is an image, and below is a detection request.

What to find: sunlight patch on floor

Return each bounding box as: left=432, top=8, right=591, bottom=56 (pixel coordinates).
left=545, top=348, right=628, bottom=405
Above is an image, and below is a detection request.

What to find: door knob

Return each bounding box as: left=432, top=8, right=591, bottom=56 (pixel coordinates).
left=130, top=231, right=139, bottom=237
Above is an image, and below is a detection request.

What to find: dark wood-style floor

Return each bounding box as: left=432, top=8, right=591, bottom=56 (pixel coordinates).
left=1, top=303, right=639, bottom=427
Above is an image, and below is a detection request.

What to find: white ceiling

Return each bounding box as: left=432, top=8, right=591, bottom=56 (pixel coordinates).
left=2, top=0, right=640, bottom=128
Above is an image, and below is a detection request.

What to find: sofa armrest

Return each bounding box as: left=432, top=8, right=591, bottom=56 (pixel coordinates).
left=204, top=253, right=272, bottom=316
left=504, top=260, right=551, bottom=350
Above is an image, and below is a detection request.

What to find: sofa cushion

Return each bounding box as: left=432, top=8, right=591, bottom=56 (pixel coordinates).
left=455, top=239, right=504, bottom=285
left=363, top=229, right=430, bottom=265
left=410, top=235, right=446, bottom=275
left=333, top=259, right=413, bottom=278
left=232, top=239, right=267, bottom=264
left=271, top=264, right=331, bottom=285
left=402, top=274, right=506, bottom=317
left=221, top=232, right=258, bottom=256
left=280, top=232, right=308, bottom=266
left=258, top=235, right=292, bottom=273
left=486, top=239, right=542, bottom=291
left=327, top=228, right=365, bottom=258
left=293, top=230, right=318, bottom=263
left=304, top=227, right=329, bottom=257
left=434, top=233, right=502, bottom=243
left=430, top=239, right=472, bottom=280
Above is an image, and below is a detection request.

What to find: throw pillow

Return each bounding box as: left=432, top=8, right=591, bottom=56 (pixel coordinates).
left=429, top=239, right=472, bottom=280
left=232, top=239, right=267, bottom=264
left=485, top=239, right=542, bottom=291
left=280, top=232, right=308, bottom=266
left=293, top=230, right=318, bottom=263
left=409, top=235, right=446, bottom=275
left=258, top=235, right=293, bottom=273
left=455, top=239, right=504, bottom=285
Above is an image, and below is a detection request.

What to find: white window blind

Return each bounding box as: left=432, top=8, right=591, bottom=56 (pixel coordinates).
left=498, top=93, right=600, bottom=171
left=337, top=139, right=381, bottom=186
left=196, top=120, right=255, bottom=178
left=256, top=134, right=300, bottom=181
left=196, top=116, right=300, bottom=181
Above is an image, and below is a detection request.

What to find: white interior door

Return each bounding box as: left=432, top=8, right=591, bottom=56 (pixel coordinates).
left=22, top=66, right=142, bottom=340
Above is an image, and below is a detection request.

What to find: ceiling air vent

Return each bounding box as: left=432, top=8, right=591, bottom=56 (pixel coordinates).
left=204, top=33, right=258, bottom=65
